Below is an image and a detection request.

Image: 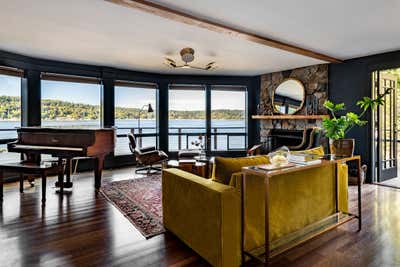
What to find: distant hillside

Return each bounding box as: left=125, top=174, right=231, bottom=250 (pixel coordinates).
left=0, top=96, right=244, bottom=120
left=0, top=96, right=20, bottom=120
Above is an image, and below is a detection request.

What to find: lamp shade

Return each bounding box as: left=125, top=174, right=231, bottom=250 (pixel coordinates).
left=147, top=103, right=154, bottom=113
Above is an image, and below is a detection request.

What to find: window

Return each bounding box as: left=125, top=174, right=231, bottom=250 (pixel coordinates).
left=211, top=86, right=247, bottom=151
left=168, top=84, right=206, bottom=151
left=41, top=73, right=101, bottom=128
left=114, top=81, right=158, bottom=155
left=0, top=66, right=23, bottom=162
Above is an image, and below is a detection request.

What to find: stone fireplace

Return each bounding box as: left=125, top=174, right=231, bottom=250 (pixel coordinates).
left=258, top=64, right=329, bottom=142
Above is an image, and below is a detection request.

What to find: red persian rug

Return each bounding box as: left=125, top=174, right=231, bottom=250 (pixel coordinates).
left=100, top=175, right=165, bottom=239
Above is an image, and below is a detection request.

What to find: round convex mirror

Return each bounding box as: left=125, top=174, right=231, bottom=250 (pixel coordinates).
left=273, top=79, right=305, bottom=114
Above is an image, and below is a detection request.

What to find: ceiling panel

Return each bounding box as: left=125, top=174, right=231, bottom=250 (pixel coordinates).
left=0, top=0, right=397, bottom=75
left=155, top=0, right=400, bottom=59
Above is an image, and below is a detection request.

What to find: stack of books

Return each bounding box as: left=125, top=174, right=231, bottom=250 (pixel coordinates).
left=256, top=162, right=296, bottom=171
left=288, top=153, right=322, bottom=165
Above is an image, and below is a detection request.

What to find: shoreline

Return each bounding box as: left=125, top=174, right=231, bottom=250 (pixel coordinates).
left=0, top=118, right=243, bottom=122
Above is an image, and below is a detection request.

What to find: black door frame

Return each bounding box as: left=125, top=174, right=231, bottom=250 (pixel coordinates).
left=372, top=69, right=398, bottom=182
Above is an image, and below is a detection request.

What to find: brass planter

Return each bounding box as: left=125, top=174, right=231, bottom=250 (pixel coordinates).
left=330, top=139, right=355, bottom=157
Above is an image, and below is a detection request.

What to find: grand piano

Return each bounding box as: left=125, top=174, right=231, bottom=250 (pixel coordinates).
left=7, top=127, right=115, bottom=190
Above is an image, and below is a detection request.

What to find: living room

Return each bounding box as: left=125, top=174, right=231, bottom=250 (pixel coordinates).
left=0, top=1, right=400, bottom=266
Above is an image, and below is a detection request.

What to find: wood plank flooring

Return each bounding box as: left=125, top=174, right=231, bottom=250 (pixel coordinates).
left=0, top=168, right=400, bottom=267
left=380, top=176, right=400, bottom=188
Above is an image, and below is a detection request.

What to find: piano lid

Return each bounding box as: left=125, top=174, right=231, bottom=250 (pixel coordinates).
left=16, top=127, right=115, bottom=132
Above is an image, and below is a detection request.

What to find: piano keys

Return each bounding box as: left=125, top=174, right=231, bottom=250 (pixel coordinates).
left=7, top=127, right=115, bottom=190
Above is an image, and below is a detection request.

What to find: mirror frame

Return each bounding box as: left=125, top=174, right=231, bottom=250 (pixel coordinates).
left=272, top=78, right=305, bottom=115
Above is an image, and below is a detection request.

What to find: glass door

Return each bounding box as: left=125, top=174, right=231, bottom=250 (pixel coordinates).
left=373, top=70, right=398, bottom=182
left=168, top=84, right=206, bottom=152
left=210, top=85, right=247, bottom=151
left=167, top=84, right=248, bottom=155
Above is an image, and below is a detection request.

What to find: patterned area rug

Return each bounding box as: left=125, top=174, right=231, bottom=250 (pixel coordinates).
left=100, top=175, right=165, bottom=239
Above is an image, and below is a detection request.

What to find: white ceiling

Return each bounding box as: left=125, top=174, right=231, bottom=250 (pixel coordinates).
left=0, top=0, right=399, bottom=76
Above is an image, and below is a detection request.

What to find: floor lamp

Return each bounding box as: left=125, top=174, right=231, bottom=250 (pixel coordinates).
left=137, top=103, right=154, bottom=136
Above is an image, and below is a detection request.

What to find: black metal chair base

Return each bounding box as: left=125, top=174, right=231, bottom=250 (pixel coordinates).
left=135, top=166, right=162, bottom=175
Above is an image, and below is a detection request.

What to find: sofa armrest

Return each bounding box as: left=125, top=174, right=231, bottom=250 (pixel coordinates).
left=229, top=172, right=243, bottom=191
left=162, top=168, right=241, bottom=267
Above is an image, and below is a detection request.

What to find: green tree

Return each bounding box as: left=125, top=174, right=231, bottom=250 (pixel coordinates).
left=0, top=96, right=245, bottom=121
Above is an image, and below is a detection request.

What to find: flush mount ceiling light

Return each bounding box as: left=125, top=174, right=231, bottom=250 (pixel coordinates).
left=164, top=47, right=217, bottom=70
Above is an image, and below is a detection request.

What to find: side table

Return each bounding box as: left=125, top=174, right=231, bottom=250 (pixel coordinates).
left=163, top=159, right=207, bottom=178
left=193, top=156, right=214, bottom=178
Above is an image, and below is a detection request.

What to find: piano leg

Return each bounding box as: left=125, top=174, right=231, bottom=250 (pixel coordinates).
left=19, top=174, right=24, bottom=193
left=65, top=159, right=73, bottom=188
left=41, top=174, right=46, bottom=205
left=57, top=167, right=64, bottom=188
left=55, top=158, right=73, bottom=189
left=57, top=158, right=64, bottom=194
left=94, top=156, right=104, bottom=190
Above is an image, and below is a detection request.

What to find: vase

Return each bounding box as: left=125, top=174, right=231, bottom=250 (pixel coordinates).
left=330, top=139, right=355, bottom=157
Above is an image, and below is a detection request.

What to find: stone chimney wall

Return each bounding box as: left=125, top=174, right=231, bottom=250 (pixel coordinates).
left=258, top=64, right=329, bottom=142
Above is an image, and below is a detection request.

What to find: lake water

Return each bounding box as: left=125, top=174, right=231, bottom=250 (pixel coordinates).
left=0, top=119, right=246, bottom=158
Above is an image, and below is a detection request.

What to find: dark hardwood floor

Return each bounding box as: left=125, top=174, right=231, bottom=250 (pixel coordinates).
left=1, top=168, right=400, bottom=267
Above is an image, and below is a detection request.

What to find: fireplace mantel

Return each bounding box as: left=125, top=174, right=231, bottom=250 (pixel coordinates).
left=252, top=115, right=329, bottom=120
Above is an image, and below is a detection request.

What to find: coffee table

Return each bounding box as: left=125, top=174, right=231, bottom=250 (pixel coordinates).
left=163, top=159, right=207, bottom=178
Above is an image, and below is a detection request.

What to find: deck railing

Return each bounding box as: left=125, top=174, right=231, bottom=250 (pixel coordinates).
left=0, top=128, right=18, bottom=144
left=0, top=126, right=247, bottom=159
left=116, top=126, right=247, bottom=152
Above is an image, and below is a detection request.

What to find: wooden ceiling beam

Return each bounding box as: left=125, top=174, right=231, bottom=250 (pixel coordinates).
left=105, top=0, right=342, bottom=63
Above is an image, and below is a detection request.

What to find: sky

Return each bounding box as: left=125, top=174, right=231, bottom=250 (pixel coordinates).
left=0, top=75, right=246, bottom=111
left=0, top=74, right=20, bottom=96
left=115, top=86, right=156, bottom=109
left=42, top=80, right=101, bottom=105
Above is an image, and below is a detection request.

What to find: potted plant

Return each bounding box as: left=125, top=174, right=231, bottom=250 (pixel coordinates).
left=322, top=88, right=391, bottom=157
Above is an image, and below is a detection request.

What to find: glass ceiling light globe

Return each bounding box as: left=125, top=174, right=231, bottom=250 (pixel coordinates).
left=180, top=47, right=195, bottom=63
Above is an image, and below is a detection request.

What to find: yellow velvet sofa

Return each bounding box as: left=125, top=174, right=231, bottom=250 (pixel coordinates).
left=162, top=147, right=348, bottom=267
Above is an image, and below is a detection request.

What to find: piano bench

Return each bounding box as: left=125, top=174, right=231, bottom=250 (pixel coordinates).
left=0, top=161, right=64, bottom=205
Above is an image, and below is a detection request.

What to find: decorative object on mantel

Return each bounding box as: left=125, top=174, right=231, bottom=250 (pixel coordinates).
left=252, top=115, right=329, bottom=120
left=306, top=94, right=318, bottom=115
left=272, top=78, right=305, bottom=115
left=322, top=88, right=392, bottom=157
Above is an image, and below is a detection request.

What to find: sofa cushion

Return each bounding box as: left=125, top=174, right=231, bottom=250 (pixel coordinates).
left=212, top=155, right=269, bottom=185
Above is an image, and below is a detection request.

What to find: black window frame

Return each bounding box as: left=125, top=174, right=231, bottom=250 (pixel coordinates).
left=0, top=66, right=23, bottom=144
left=40, top=72, right=103, bottom=128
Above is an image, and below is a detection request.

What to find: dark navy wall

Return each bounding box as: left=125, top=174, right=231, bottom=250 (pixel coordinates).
left=329, top=50, right=400, bottom=182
